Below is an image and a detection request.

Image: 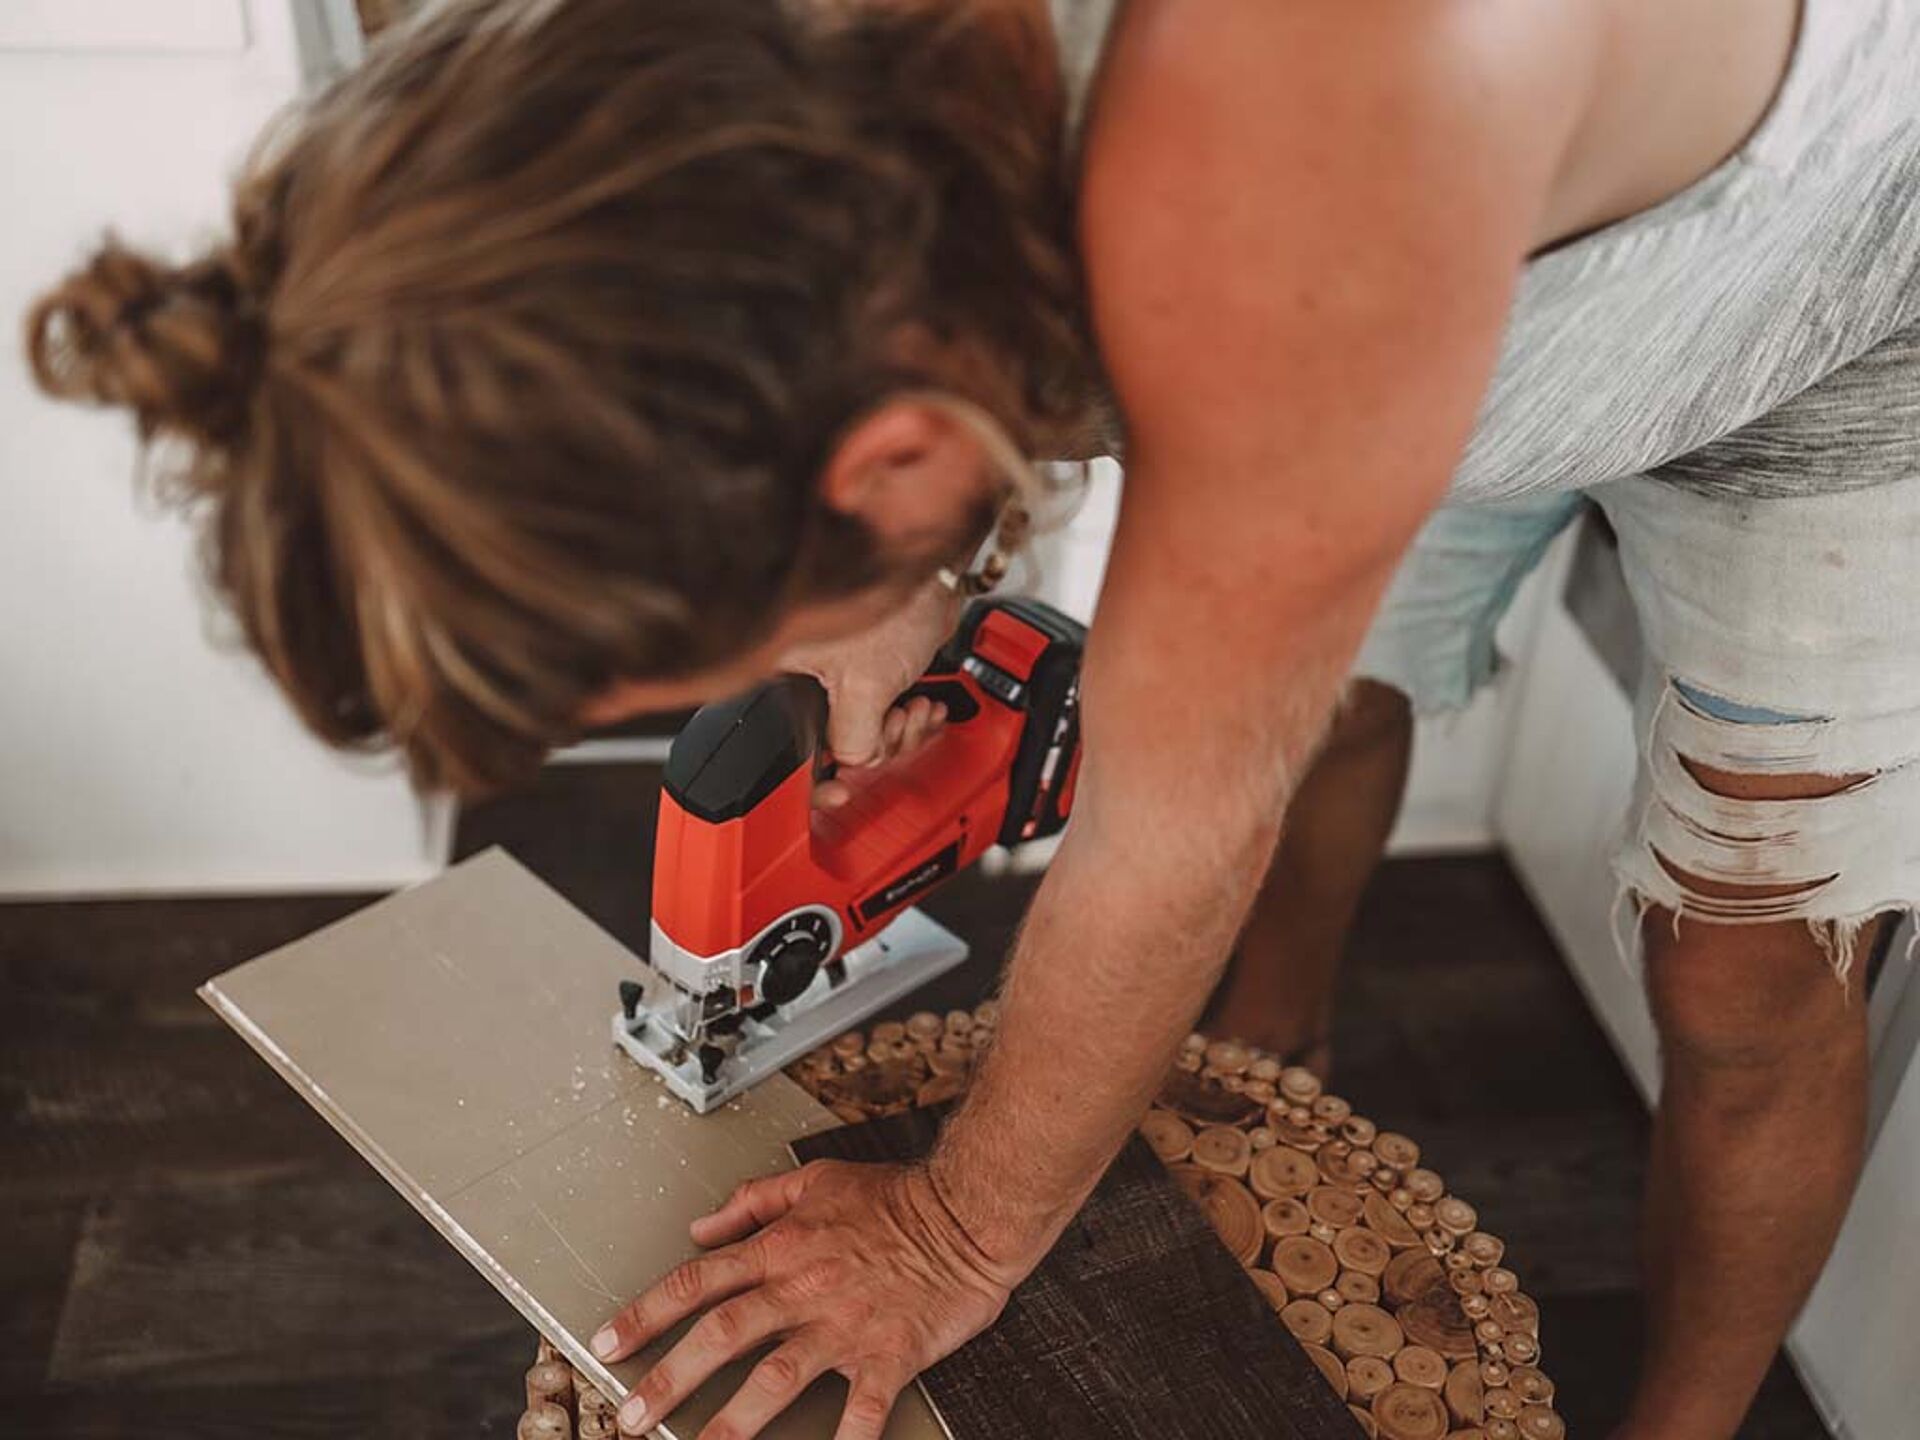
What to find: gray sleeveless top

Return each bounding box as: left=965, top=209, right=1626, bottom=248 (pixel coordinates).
left=1047, top=0, right=1920, bottom=502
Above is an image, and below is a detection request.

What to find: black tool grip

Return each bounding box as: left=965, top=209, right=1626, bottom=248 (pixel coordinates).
left=661, top=675, right=826, bottom=823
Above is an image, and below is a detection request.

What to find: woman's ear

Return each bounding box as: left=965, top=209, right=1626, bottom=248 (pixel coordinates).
left=819, top=398, right=997, bottom=550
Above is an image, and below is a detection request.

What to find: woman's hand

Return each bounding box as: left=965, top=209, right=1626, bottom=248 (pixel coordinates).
left=591, top=1160, right=1023, bottom=1440
left=781, top=579, right=963, bottom=809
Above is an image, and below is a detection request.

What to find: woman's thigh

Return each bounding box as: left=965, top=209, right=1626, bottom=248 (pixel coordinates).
left=1594, top=333, right=1920, bottom=965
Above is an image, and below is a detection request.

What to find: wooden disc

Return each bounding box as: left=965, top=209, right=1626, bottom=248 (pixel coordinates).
left=1489, top=1291, right=1539, bottom=1336
left=1320, top=1147, right=1376, bottom=1189
left=1372, top=1382, right=1449, bottom=1440
left=1308, top=1185, right=1365, bottom=1230
left=1503, top=1332, right=1540, bottom=1366
left=1158, top=1067, right=1263, bottom=1127
left=915, top=1073, right=966, bottom=1107
left=1248, top=1126, right=1277, bottom=1151
left=1312, top=1094, right=1353, bottom=1125
left=1484, top=1387, right=1522, bottom=1420
left=1330, top=1302, right=1404, bottom=1360
left=1404, top=1203, right=1434, bottom=1232
left=1250, top=1144, right=1320, bottom=1199
left=1341, top=1115, right=1379, bottom=1147
left=1194, top=1175, right=1264, bottom=1266
left=1373, top=1132, right=1420, bottom=1170
left=1450, top=1267, right=1486, bottom=1297
left=1248, top=1267, right=1290, bottom=1313
left=1509, top=1366, right=1554, bottom=1405
left=1364, top=1191, right=1422, bottom=1249
left=1280, top=1298, right=1334, bottom=1346
left=1349, top=1405, right=1379, bottom=1439
left=579, top=1414, right=617, bottom=1440
left=1346, top=1354, right=1395, bottom=1402
left=1167, top=1162, right=1210, bottom=1202
left=1445, top=1360, right=1485, bottom=1424
left=517, top=1405, right=570, bottom=1440
left=1462, top=1293, right=1493, bottom=1319
left=1139, top=1109, right=1195, bottom=1164
left=1204, top=1038, right=1252, bottom=1075
left=1272, top=1235, right=1339, bottom=1296
left=1270, top=1112, right=1329, bottom=1151
left=1382, top=1250, right=1446, bottom=1308
left=906, top=1010, right=943, bottom=1042
left=1316, top=1288, right=1347, bottom=1312
left=1485, top=1421, right=1520, bottom=1440
left=1192, top=1125, right=1254, bottom=1178
left=1434, top=1196, right=1478, bottom=1236
left=1302, top=1342, right=1349, bottom=1401
left=1478, top=1360, right=1510, bottom=1389
left=1279, top=1066, right=1323, bottom=1104
left=1334, top=1225, right=1392, bottom=1277
left=1263, top=1197, right=1312, bottom=1241
left=1483, top=1266, right=1519, bottom=1296
left=1399, top=1289, right=1479, bottom=1362
left=525, top=1360, right=573, bottom=1413
left=1518, top=1405, right=1566, bottom=1440
left=1336, top=1269, right=1381, bottom=1305
left=1393, top=1345, right=1448, bottom=1390
left=1405, top=1167, right=1445, bottom=1203
left=1463, top=1231, right=1506, bottom=1269
left=926, top=1048, right=969, bottom=1078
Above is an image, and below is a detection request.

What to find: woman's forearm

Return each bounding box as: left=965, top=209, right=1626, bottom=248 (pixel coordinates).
left=922, top=621, right=1354, bottom=1268
left=927, top=801, right=1277, bottom=1264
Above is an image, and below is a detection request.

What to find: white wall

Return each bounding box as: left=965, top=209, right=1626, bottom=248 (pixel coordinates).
left=0, top=1, right=450, bottom=897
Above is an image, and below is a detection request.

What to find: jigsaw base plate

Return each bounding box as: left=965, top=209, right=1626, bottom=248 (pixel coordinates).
left=613, top=907, right=969, bottom=1112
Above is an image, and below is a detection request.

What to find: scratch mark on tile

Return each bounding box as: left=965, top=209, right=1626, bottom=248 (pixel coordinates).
left=528, top=1197, right=623, bottom=1304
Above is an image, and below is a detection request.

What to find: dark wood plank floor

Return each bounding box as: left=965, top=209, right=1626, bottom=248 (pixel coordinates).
left=0, top=762, right=1828, bottom=1437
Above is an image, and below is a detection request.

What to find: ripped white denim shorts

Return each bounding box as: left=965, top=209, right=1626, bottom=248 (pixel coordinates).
left=1357, top=342, right=1920, bottom=961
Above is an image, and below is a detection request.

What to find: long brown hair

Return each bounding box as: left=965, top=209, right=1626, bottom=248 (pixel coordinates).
left=24, top=0, right=1098, bottom=793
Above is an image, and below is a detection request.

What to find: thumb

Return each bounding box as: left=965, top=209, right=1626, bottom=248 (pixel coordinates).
left=823, top=678, right=892, bottom=767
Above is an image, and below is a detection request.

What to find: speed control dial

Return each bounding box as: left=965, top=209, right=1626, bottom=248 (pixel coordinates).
left=748, top=908, right=838, bottom=1006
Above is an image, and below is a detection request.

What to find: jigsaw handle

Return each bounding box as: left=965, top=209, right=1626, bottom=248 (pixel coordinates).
left=660, top=599, right=1082, bottom=840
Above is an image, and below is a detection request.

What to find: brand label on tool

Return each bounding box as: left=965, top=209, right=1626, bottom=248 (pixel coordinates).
left=857, top=841, right=961, bottom=924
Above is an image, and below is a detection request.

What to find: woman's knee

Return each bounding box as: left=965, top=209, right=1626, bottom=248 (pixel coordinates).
left=1641, top=907, right=1869, bottom=1081
left=1326, top=679, right=1412, bottom=758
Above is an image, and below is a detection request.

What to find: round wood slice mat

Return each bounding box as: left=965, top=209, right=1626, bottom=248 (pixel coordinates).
left=518, top=1019, right=1559, bottom=1439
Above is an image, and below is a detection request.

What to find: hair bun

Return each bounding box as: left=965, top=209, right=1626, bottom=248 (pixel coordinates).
left=25, top=239, right=263, bottom=448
